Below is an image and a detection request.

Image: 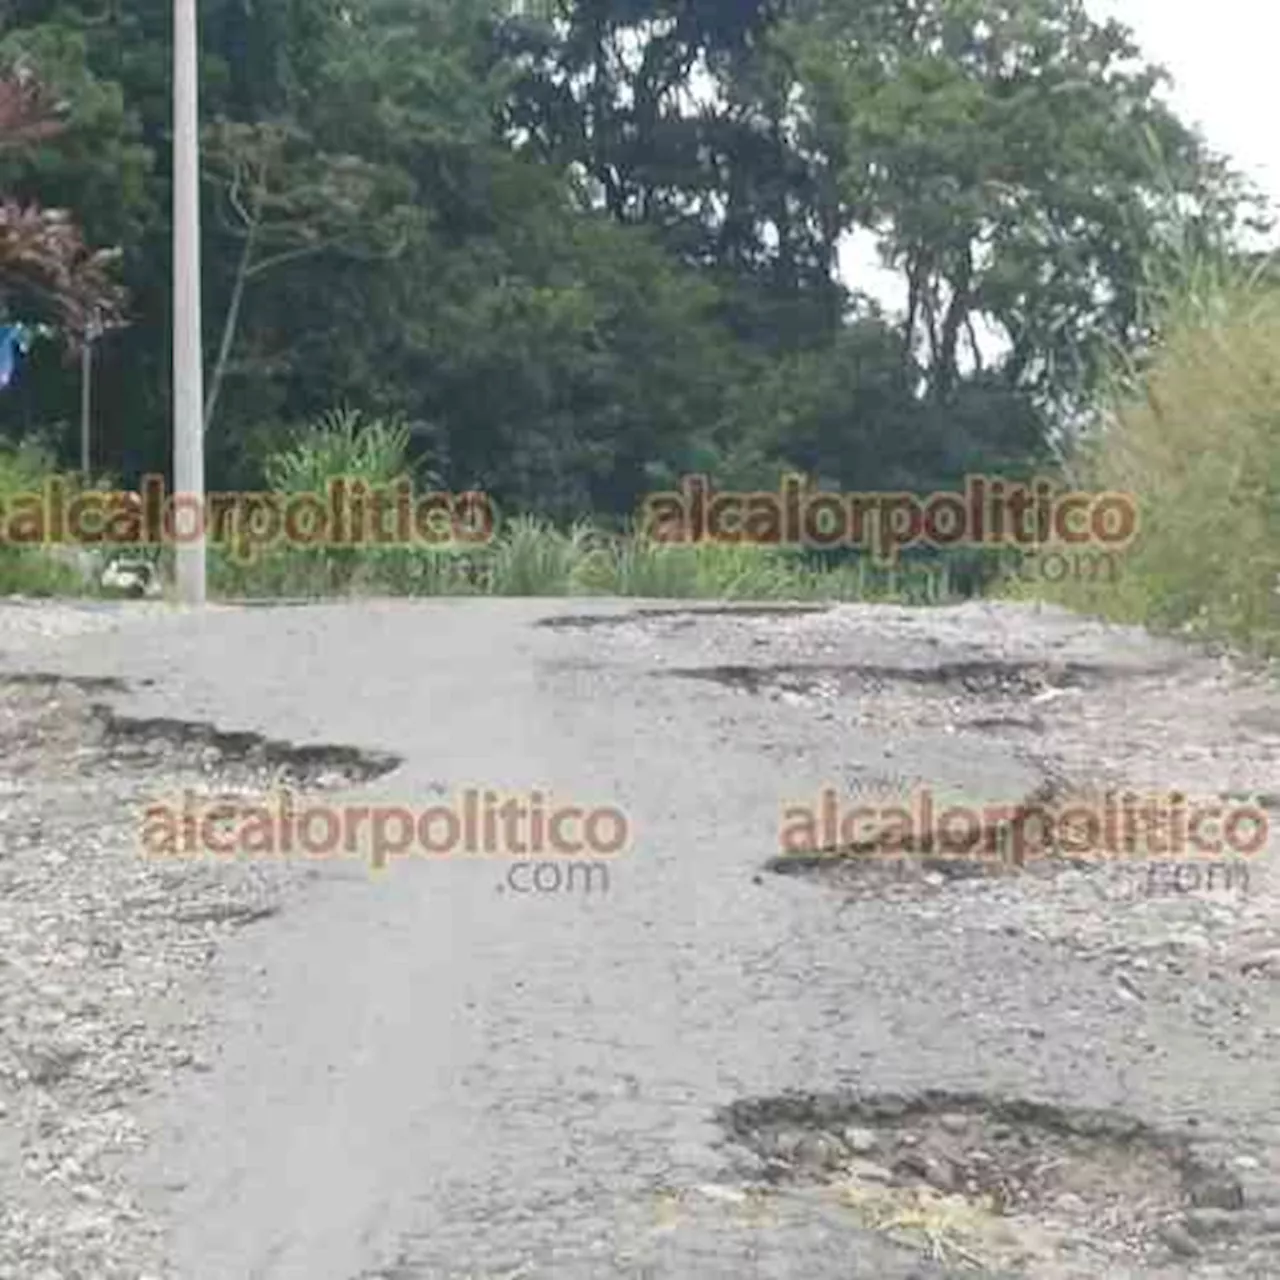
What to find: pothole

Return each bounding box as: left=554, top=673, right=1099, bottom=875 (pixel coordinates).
left=965, top=714, right=1047, bottom=735
left=664, top=659, right=1105, bottom=700
left=97, top=710, right=400, bottom=786
left=0, top=671, right=132, bottom=694
left=719, top=1090, right=1260, bottom=1273
left=766, top=776, right=1099, bottom=899
left=0, top=678, right=405, bottom=932
left=0, top=676, right=402, bottom=789
left=536, top=605, right=832, bottom=631
left=765, top=849, right=1064, bottom=897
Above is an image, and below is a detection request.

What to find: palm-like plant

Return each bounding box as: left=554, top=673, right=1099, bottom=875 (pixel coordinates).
left=0, top=61, right=126, bottom=343
left=263, top=406, right=417, bottom=494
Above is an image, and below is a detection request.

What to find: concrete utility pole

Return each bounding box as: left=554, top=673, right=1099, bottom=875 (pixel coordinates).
left=173, top=0, right=206, bottom=605
left=79, top=330, right=91, bottom=477
left=80, top=313, right=101, bottom=478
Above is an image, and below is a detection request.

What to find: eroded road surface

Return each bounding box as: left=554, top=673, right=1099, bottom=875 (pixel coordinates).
left=1, top=598, right=1278, bottom=1279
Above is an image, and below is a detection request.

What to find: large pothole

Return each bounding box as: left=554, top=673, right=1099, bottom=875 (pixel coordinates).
left=0, top=675, right=401, bottom=789
left=536, top=604, right=832, bottom=632
left=665, top=658, right=1107, bottom=701
left=0, top=676, right=410, bottom=1273
left=718, top=1090, right=1267, bottom=1274
left=0, top=676, right=404, bottom=899
left=765, top=775, right=1103, bottom=900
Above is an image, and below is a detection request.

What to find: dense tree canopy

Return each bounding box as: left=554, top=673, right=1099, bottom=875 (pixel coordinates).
left=0, top=0, right=1264, bottom=512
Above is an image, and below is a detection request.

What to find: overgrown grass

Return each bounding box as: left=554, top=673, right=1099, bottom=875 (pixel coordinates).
left=0, top=438, right=99, bottom=596
left=0, top=406, right=959, bottom=605
left=1013, top=243, right=1280, bottom=656
left=209, top=407, right=959, bottom=603
left=212, top=516, right=955, bottom=603
left=246, top=406, right=423, bottom=594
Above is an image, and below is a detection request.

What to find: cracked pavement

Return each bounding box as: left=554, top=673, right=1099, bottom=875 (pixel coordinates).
left=1, top=597, right=1278, bottom=1278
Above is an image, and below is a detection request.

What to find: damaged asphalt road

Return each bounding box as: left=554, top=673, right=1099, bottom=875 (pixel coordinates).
left=1, top=597, right=1279, bottom=1278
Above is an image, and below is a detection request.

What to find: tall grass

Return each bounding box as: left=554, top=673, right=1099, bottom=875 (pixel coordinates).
left=262, top=407, right=416, bottom=495
left=217, top=513, right=954, bottom=603
left=1, top=402, right=959, bottom=606
left=1026, top=241, right=1280, bottom=655
left=207, top=408, right=958, bottom=603
left=0, top=438, right=100, bottom=596
left=213, top=406, right=423, bottom=596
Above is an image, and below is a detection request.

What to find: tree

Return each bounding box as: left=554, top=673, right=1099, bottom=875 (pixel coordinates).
left=0, top=59, right=126, bottom=341
left=201, top=118, right=414, bottom=435
left=780, top=0, right=1261, bottom=412
left=0, top=0, right=1266, bottom=515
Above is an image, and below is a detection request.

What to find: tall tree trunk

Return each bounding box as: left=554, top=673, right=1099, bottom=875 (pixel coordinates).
left=204, top=224, right=256, bottom=436
left=935, top=245, right=973, bottom=404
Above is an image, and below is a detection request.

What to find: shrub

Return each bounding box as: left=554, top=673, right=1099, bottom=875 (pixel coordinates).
left=222, top=406, right=429, bottom=595
left=1025, top=246, right=1280, bottom=655
left=0, top=436, right=99, bottom=595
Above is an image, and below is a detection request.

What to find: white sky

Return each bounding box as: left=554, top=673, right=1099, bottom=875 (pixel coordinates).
left=1088, top=0, right=1278, bottom=213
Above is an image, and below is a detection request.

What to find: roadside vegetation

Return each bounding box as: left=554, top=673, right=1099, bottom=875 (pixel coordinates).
left=1006, top=241, right=1280, bottom=658
left=0, top=1, right=1275, bottom=645
left=0, top=436, right=92, bottom=595
left=208, top=515, right=956, bottom=604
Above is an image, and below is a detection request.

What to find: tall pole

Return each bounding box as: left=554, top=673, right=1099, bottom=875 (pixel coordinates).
left=79, top=334, right=91, bottom=477
left=173, top=0, right=206, bottom=605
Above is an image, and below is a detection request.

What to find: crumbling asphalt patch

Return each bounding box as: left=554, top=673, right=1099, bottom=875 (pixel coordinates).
left=95, top=708, right=401, bottom=786
left=0, top=677, right=404, bottom=1277
left=535, top=604, right=833, bottom=631
left=716, top=1090, right=1272, bottom=1274
left=764, top=774, right=1099, bottom=900
left=663, top=659, right=1110, bottom=700
left=0, top=674, right=402, bottom=790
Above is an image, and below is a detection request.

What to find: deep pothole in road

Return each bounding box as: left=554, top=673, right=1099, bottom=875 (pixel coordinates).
left=764, top=847, right=1060, bottom=897
left=536, top=604, right=833, bottom=631
left=0, top=675, right=402, bottom=789
left=717, top=1090, right=1264, bottom=1273
left=664, top=658, right=1106, bottom=701
left=764, top=776, right=1100, bottom=899
left=0, top=679, right=405, bottom=920
left=98, top=709, right=401, bottom=785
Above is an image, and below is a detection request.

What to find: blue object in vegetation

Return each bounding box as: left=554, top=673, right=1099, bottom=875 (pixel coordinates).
left=0, top=324, right=33, bottom=390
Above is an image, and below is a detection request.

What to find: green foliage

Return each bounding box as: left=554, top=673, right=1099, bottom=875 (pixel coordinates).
left=0, top=432, right=57, bottom=493
left=212, top=405, right=428, bottom=596
left=0, top=436, right=90, bottom=594
left=0, top=0, right=1268, bottom=564
left=1017, top=245, right=1280, bottom=655
left=487, top=516, right=595, bottom=595
left=262, top=406, right=417, bottom=493
left=779, top=0, right=1262, bottom=413
left=209, top=498, right=955, bottom=603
